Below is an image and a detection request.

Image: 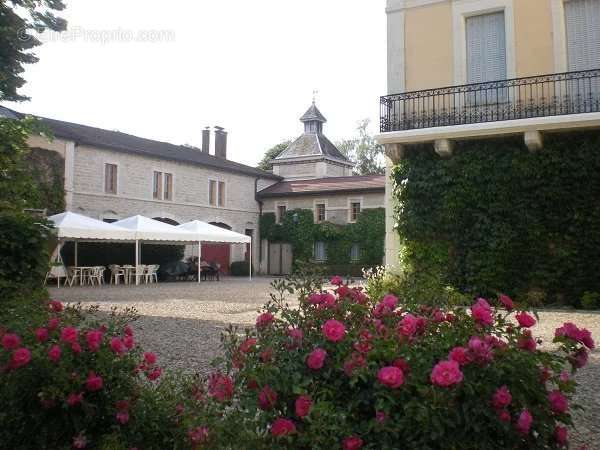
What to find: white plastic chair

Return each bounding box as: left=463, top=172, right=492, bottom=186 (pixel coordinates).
left=89, top=266, right=105, bottom=286
left=109, top=265, right=125, bottom=285
left=145, top=264, right=159, bottom=283
left=130, top=265, right=146, bottom=284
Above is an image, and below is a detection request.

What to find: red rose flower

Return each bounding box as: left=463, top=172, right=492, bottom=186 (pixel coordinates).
left=239, top=338, right=257, bottom=354
left=258, top=385, right=278, bottom=410
left=67, top=392, right=84, bottom=406
left=448, top=346, right=470, bottom=366
left=295, top=394, right=312, bottom=418
left=256, top=312, right=275, bottom=329
left=49, top=300, right=63, bottom=312
left=516, top=409, right=533, bottom=435
left=471, top=298, right=493, bottom=326
left=306, top=348, right=327, bottom=370
left=554, top=426, right=568, bottom=445
left=499, top=294, right=514, bottom=311
left=110, top=337, right=125, bottom=354
left=116, top=410, right=129, bottom=424
left=270, top=418, right=296, bottom=437
left=48, top=317, right=60, bottom=331
left=144, top=352, right=157, bottom=365
left=147, top=367, right=162, bottom=381
left=330, top=275, right=343, bottom=286
left=86, top=330, right=103, bottom=351
left=188, top=426, right=209, bottom=446
left=378, top=366, right=404, bottom=389
left=548, top=390, right=568, bottom=414
left=322, top=319, right=346, bottom=342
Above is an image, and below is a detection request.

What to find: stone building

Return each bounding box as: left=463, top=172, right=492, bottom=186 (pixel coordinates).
left=256, top=103, right=385, bottom=274
left=0, top=105, right=280, bottom=272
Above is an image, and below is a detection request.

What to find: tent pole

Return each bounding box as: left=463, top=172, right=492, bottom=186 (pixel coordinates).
left=74, top=241, right=78, bottom=267
left=135, top=240, right=139, bottom=286
left=197, top=242, right=202, bottom=284
left=249, top=239, right=252, bottom=281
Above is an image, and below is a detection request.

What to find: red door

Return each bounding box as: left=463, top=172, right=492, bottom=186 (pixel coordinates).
left=202, top=244, right=230, bottom=274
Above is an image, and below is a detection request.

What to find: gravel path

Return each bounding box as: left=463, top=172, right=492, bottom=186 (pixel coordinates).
left=49, top=281, right=599, bottom=447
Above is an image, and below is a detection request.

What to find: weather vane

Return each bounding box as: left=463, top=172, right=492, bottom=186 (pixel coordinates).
left=312, top=89, right=319, bottom=105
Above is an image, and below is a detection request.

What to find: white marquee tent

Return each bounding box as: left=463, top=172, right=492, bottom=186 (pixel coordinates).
left=48, top=212, right=253, bottom=285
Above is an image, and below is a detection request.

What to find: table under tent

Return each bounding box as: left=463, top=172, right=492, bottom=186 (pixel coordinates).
left=46, top=212, right=252, bottom=287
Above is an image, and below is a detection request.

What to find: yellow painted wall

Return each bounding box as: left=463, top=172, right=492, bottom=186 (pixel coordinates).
left=404, top=1, right=453, bottom=91
left=514, top=0, right=555, bottom=77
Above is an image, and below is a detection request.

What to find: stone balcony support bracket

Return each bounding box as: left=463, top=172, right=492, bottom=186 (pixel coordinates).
left=434, top=139, right=454, bottom=158
left=385, top=143, right=406, bottom=164
left=524, top=130, right=543, bottom=152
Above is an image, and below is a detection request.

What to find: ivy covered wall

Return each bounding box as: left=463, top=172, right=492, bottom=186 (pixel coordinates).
left=260, top=208, right=385, bottom=270
left=392, top=131, right=600, bottom=306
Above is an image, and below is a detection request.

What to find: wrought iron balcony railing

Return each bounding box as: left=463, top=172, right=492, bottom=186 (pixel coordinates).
left=380, top=69, right=600, bottom=133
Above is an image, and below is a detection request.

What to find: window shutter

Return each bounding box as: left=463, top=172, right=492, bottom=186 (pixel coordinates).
left=565, top=0, right=600, bottom=71
left=466, top=12, right=507, bottom=84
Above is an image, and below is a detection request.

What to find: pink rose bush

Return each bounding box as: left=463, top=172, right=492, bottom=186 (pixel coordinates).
left=0, top=298, right=164, bottom=449
left=189, top=281, right=592, bottom=449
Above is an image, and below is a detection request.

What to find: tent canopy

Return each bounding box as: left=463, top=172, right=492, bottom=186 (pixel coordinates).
left=48, top=211, right=135, bottom=241
left=112, top=215, right=197, bottom=242
left=177, top=220, right=251, bottom=244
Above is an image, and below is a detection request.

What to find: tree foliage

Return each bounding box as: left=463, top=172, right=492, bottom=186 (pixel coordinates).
left=0, top=0, right=67, bottom=101
left=392, top=131, right=600, bottom=306
left=337, top=119, right=385, bottom=175
left=257, top=140, right=291, bottom=171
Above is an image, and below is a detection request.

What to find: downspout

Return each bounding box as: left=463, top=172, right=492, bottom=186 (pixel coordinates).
left=255, top=177, right=264, bottom=269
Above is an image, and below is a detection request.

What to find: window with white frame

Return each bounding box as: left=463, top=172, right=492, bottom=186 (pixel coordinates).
left=349, top=201, right=361, bottom=223
left=277, top=204, right=287, bottom=224
left=350, top=243, right=360, bottom=263
left=314, top=241, right=327, bottom=262
left=104, top=163, right=117, bottom=194
left=315, top=203, right=326, bottom=223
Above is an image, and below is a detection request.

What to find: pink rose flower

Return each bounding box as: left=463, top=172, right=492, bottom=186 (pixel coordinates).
left=288, top=327, right=304, bottom=344
left=116, top=410, right=130, bottom=424
left=392, top=357, right=411, bottom=373
left=239, top=338, right=257, bottom=354
left=559, top=370, right=570, bottom=383
left=71, top=342, right=82, bottom=354
left=554, top=425, right=568, bottom=445
left=270, top=418, right=296, bottom=437
left=188, top=426, right=209, bottom=445
left=492, top=385, right=512, bottom=409
left=499, top=294, right=514, bottom=311
left=382, top=294, right=398, bottom=309
left=147, top=367, right=162, bottom=381
left=122, top=335, right=134, bottom=350
left=35, top=328, right=49, bottom=343
left=331, top=275, right=343, bottom=286
left=448, top=346, right=470, bottom=366
left=430, top=360, right=464, bottom=387
left=86, top=372, right=103, bottom=391
left=320, top=292, right=337, bottom=308
left=60, top=327, right=78, bottom=344
left=555, top=322, right=595, bottom=349
left=516, top=409, right=533, bottom=435
left=307, top=292, right=323, bottom=305
left=67, top=392, right=83, bottom=406
left=548, top=390, right=568, bottom=414
left=48, top=344, right=62, bottom=363
left=306, top=348, right=327, bottom=370
left=343, top=436, right=364, bottom=450
left=1, top=333, right=21, bottom=350
left=256, top=312, right=275, bottom=329
left=471, top=298, right=493, bottom=326
left=322, top=319, right=346, bottom=342
left=295, top=395, right=312, bottom=418
left=208, top=373, right=234, bottom=402
left=399, top=313, right=418, bottom=337
left=110, top=337, right=125, bottom=354
left=144, top=352, right=157, bottom=365
left=73, top=433, right=87, bottom=449
left=572, top=348, right=588, bottom=368
left=258, top=385, right=278, bottom=410
left=378, top=366, right=404, bottom=389
left=47, top=317, right=60, bottom=331
left=515, top=311, right=536, bottom=328
left=85, top=330, right=103, bottom=351
left=49, top=300, right=63, bottom=312
left=518, top=333, right=537, bottom=352
left=468, top=336, right=494, bottom=363
left=11, top=348, right=31, bottom=368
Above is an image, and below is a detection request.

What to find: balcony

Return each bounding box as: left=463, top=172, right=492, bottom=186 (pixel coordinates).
left=378, top=69, right=600, bottom=155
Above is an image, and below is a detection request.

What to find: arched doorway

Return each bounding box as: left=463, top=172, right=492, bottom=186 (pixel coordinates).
left=202, top=222, right=232, bottom=274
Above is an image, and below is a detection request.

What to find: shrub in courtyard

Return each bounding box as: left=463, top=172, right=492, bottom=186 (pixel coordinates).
left=193, top=276, right=593, bottom=449
left=0, top=299, right=164, bottom=449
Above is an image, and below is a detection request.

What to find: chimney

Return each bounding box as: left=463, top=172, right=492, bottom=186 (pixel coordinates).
left=201, top=127, right=210, bottom=154
left=214, top=126, right=227, bottom=159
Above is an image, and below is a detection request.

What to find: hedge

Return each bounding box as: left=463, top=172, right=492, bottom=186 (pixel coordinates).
left=392, top=130, right=600, bottom=306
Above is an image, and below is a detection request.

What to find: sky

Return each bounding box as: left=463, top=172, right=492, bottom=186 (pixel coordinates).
left=4, top=0, right=387, bottom=167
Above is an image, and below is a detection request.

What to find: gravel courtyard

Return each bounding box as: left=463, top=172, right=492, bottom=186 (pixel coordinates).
left=49, top=279, right=599, bottom=447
